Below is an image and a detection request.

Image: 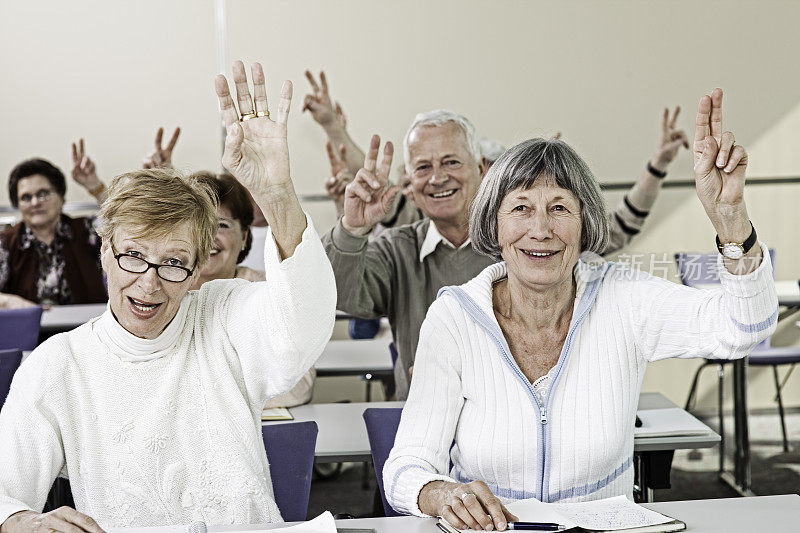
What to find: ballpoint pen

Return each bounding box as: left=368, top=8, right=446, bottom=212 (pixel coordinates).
left=507, top=521, right=568, bottom=531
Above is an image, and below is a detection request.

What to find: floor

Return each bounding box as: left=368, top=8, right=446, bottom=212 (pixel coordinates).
left=306, top=411, right=800, bottom=519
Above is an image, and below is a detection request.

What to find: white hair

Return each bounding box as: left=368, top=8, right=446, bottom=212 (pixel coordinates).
left=479, top=137, right=506, bottom=166
left=402, top=109, right=481, bottom=173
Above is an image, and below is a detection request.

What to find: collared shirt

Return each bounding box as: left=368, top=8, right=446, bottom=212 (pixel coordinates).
left=418, top=222, right=472, bottom=263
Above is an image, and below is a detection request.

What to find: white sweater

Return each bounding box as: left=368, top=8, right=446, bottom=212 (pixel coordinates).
left=384, top=245, right=778, bottom=515
left=0, top=217, right=336, bottom=528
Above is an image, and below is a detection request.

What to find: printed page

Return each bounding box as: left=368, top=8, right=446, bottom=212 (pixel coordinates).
left=504, top=498, right=578, bottom=528
left=550, top=496, right=672, bottom=530
left=107, top=511, right=337, bottom=533
left=634, top=408, right=710, bottom=438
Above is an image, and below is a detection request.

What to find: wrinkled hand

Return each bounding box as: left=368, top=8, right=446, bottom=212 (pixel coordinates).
left=0, top=293, right=38, bottom=310
left=1, top=507, right=105, bottom=533
left=651, top=106, right=689, bottom=170
left=325, top=141, right=353, bottom=213
left=341, top=135, right=399, bottom=235
left=142, top=127, right=180, bottom=169
left=302, top=70, right=338, bottom=127
left=419, top=480, right=517, bottom=531
left=70, top=139, right=101, bottom=191
left=693, top=88, right=748, bottom=230
left=215, top=61, right=292, bottom=193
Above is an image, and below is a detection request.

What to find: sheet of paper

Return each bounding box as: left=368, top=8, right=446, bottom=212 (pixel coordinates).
left=107, top=511, right=336, bottom=533
left=634, top=408, right=710, bottom=438
left=261, top=407, right=294, bottom=421
left=507, top=496, right=673, bottom=531
left=224, top=511, right=336, bottom=532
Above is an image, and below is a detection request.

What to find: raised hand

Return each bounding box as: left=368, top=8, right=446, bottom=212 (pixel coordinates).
left=341, top=135, right=399, bottom=236
left=70, top=139, right=101, bottom=191
left=692, top=88, right=749, bottom=235
left=142, top=127, right=181, bottom=169
left=324, top=141, right=353, bottom=215
left=215, top=60, right=304, bottom=258
left=651, top=106, right=690, bottom=171
left=215, top=60, right=292, bottom=193
left=302, top=70, right=337, bottom=126
left=334, top=101, right=346, bottom=128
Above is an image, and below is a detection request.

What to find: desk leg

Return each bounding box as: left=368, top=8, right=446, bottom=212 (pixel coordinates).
left=634, top=451, right=674, bottom=503
left=720, top=357, right=755, bottom=496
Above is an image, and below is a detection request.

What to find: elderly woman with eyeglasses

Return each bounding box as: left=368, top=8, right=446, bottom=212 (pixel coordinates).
left=0, top=158, right=107, bottom=309
left=0, top=61, right=335, bottom=532
left=383, top=90, right=778, bottom=531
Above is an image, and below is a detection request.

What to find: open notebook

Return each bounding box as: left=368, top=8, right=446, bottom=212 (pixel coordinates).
left=438, top=496, right=684, bottom=533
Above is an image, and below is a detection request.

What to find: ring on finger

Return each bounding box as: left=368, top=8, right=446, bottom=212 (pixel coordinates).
left=460, top=491, right=474, bottom=500
left=240, top=113, right=257, bottom=121
left=256, top=110, right=270, bottom=118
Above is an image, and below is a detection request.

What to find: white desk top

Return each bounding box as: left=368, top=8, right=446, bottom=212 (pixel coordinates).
left=205, top=494, right=800, bottom=532
left=775, top=279, right=800, bottom=307
left=314, top=339, right=393, bottom=376
left=40, top=303, right=106, bottom=332
left=264, top=393, right=718, bottom=463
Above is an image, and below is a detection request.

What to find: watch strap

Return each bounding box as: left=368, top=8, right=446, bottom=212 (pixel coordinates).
left=716, top=222, right=757, bottom=256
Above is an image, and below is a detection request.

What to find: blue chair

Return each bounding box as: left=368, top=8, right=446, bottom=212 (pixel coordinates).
left=363, top=407, right=403, bottom=517
left=0, top=349, right=23, bottom=409
left=261, top=421, right=318, bottom=521
left=0, top=306, right=43, bottom=351
left=675, top=250, right=797, bottom=452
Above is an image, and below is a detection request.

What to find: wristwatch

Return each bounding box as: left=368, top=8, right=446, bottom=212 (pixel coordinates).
left=716, top=222, right=757, bottom=259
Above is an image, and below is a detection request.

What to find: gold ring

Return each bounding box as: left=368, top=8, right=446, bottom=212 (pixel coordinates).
left=240, top=113, right=256, bottom=121
left=256, top=110, right=270, bottom=118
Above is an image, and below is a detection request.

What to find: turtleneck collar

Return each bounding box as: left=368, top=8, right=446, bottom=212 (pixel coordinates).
left=93, top=296, right=191, bottom=362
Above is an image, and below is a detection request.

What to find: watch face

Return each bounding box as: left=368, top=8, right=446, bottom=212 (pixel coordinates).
left=723, top=243, right=744, bottom=259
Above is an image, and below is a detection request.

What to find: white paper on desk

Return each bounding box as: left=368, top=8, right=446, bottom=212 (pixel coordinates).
left=506, top=495, right=672, bottom=531
left=634, top=408, right=709, bottom=438
left=106, top=511, right=336, bottom=533
left=224, top=511, right=336, bottom=532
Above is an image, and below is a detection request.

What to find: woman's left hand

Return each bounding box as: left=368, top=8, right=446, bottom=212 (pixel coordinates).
left=215, top=61, right=292, bottom=195
left=692, top=88, right=751, bottom=240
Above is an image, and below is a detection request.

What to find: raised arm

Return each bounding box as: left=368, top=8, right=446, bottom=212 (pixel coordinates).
left=604, top=107, right=689, bottom=254
left=302, top=70, right=365, bottom=174
left=70, top=139, right=107, bottom=204
left=693, top=88, right=760, bottom=274
left=215, top=61, right=306, bottom=260
left=142, top=127, right=181, bottom=169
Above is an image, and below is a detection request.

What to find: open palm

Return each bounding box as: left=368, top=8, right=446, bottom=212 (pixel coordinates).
left=215, top=61, right=292, bottom=192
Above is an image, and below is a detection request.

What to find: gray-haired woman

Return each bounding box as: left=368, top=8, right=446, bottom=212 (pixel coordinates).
left=383, top=89, right=777, bottom=531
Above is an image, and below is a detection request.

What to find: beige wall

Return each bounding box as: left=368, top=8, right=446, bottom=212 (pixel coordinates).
left=2, top=0, right=799, bottom=409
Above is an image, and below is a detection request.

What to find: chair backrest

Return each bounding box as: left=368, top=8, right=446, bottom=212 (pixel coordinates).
left=261, top=421, right=318, bottom=521
left=675, top=249, right=775, bottom=288
left=0, top=349, right=23, bottom=409
left=363, top=407, right=404, bottom=517
left=388, top=342, right=398, bottom=368
left=0, top=306, right=43, bottom=351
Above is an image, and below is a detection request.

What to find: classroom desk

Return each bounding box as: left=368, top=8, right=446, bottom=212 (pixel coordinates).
left=314, top=339, right=393, bottom=377
left=208, top=494, right=800, bottom=533
left=264, top=393, right=718, bottom=501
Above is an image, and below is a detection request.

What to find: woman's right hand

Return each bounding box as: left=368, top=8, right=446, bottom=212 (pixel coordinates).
left=1, top=508, right=105, bottom=533
left=0, top=293, right=37, bottom=309
left=341, top=135, right=399, bottom=236
left=419, top=480, right=518, bottom=531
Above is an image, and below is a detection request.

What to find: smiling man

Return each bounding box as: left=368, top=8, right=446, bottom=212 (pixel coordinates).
left=323, top=109, right=686, bottom=399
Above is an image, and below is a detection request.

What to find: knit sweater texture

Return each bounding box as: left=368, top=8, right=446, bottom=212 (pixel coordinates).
left=0, top=217, right=336, bottom=528
left=384, top=244, right=778, bottom=515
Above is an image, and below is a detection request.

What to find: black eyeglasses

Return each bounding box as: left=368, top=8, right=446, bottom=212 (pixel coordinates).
left=18, top=189, right=53, bottom=205
left=111, top=245, right=194, bottom=283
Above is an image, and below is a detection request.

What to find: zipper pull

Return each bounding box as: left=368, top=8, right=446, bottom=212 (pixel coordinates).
left=540, top=407, right=547, bottom=424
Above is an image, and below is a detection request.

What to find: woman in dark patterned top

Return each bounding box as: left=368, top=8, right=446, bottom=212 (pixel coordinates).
left=0, top=158, right=106, bottom=308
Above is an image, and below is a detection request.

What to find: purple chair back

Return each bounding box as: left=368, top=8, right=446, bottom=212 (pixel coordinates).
left=0, top=349, right=23, bottom=409
left=363, top=407, right=404, bottom=517
left=0, top=306, right=43, bottom=351
left=261, top=421, right=318, bottom=521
